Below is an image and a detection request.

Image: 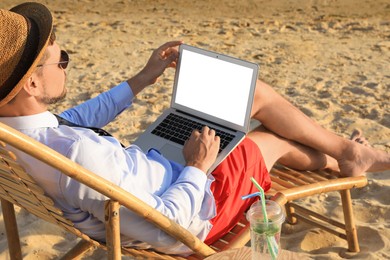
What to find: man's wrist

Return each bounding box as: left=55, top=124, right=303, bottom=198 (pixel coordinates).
left=185, top=162, right=208, bottom=174
left=127, top=71, right=150, bottom=96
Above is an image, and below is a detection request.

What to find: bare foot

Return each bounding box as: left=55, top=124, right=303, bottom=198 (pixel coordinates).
left=325, top=129, right=372, bottom=172
left=338, top=130, right=390, bottom=177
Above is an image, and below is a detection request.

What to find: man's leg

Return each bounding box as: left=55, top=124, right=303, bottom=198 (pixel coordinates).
left=205, top=138, right=271, bottom=245
left=247, top=126, right=338, bottom=172
left=250, top=79, right=390, bottom=176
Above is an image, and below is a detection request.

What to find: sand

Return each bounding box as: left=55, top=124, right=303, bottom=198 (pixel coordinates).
left=0, top=0, right=389, bottom=259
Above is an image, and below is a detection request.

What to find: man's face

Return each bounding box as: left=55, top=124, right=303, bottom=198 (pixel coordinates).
left=35, top=42, right=68, bottom=105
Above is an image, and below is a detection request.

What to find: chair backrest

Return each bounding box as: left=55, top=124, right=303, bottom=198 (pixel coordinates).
left=0, top=141, right=103, bottom=247
left=0, top=122, right=215, bottom=258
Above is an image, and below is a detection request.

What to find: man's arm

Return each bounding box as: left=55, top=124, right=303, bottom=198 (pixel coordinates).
left=60, top=41, right=182, bottom=127
left=59, top=81, right=133, bottom=128
left=60, top=136, right=212, bottom=254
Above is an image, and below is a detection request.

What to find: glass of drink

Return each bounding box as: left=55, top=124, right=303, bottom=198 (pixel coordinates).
left=246, top=200, right=285, bottom=260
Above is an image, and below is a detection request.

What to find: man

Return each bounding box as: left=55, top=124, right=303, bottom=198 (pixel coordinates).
left=1, top=2, right=389, bottom=255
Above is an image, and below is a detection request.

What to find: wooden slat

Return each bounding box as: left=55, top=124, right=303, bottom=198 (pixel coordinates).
left=208, top=245, right=220, bottom=252
left=305, top=170, right=332, bottom=181
left=320, top=169, right=340, bottom=179
left=0, top=170, right=45, bottom=195
left=279, top=168, right=318, bottom=184
left=270, top=175, right=296, bottom=189
left=271, top=168, right=311, bottom=186
left=19, top=200, right=72, bottom=226
left=230, top=223, right=246, bottom=234
left=0, top=179, right=53, bottom=205
left=0, top=191, right=18, bottom=205
left=273, top=164, right=331, bottom=182
left=25, top=206, right=67, bottom=225
left=0, top=156, right=25, bottom=171
left=220, top=222, right=250, bottom=250
left=220, top=232, right=236, bottom=242
left=12, top=186, right=54, bottom=208
left=210, top=240, right=228, bottom=251
left=0, top=194, right=25, bottom=210
left=0, top=180, right=41, bottom=203
left=1, top=156, right=38, bottom=184
left=8, top=192, right=64, bottom=218
left=268, top=181, right=286, bottom=192
left=0, top=168, right=45, bottom=195
left=0, top=185, right=61, bottom=218
left=0, top=147, right=17, bottom=161
left=0, top=149, right=14, bottom=160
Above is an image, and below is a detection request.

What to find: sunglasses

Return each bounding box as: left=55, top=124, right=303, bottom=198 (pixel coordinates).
left=37, top=50, right=69, bottom=69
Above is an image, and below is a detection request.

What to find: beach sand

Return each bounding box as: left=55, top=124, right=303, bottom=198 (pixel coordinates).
left=0, top=0, right=389, bottom=259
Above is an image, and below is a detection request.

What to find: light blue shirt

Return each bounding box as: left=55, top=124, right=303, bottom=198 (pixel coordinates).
left=0, top=82, right=216, bottom=255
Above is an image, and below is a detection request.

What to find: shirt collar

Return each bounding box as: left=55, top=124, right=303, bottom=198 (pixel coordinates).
left=0, top=111, right=59, bottom=130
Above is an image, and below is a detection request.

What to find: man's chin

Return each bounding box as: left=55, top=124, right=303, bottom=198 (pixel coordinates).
left=54, top=88, right=67, bottom=103
left=55, top=92, right=67, bottom=104
left=41, top=92, right=67, bottom=105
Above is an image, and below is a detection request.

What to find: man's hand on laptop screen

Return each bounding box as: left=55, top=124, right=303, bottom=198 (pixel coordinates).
left=183, top=126, right=221, bottom=173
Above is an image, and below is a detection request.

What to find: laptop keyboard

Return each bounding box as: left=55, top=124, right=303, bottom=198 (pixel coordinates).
left=151, top=113, right=235, bottom=153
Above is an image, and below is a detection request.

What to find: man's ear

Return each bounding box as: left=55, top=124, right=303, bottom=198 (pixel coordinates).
left=23, top=73, right=42, bottom=97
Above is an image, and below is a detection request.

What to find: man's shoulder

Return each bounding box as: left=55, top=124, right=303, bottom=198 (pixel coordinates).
left=21, top=126, right=97, bottom=157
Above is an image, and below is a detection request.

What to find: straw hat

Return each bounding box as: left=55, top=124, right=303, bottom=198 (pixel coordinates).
left=0, top=2, right=53, bottom=107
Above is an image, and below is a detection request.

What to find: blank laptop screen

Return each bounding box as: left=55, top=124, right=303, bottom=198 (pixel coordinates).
left=174, top=49, right=254, bottom=127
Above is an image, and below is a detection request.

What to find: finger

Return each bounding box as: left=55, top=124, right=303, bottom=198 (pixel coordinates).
left=157, top=48, right=179, bottom=68
left=208, top=128, right=216, bottom=137
left=168, top=61, right=177, bottom=69
left=165, top=48, right=177, bottom=56
left=166, top=51, right=179, bottom=64
left=190, top=129, right=200, bottom=139
left=158, top=41, right=183, bottom=51
left=200, top=126, right=210, bottom=136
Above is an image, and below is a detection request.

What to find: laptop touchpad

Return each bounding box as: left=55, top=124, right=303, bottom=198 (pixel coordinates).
left=160, top=144, right=186, bottom=165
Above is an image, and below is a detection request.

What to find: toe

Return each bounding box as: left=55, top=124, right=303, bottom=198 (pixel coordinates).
left=350, top=129, right=362, bottom=141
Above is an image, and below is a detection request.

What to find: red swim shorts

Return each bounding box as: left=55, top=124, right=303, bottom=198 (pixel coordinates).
left=204, top=137, right=271, bottom=245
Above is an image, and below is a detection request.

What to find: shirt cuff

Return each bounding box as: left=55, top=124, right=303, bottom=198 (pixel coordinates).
left=111, top=81, right=135, bottom=103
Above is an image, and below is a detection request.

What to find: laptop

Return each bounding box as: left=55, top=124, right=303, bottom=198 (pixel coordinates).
left=132, top=44, right=259, bottom=173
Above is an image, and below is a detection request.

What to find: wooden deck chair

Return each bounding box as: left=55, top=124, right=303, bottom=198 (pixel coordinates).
left=0, top=122, right=367, bottom=259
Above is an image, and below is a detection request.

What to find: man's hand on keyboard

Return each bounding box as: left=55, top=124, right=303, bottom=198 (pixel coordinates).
left=183, top=126, right=220, bottom=173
